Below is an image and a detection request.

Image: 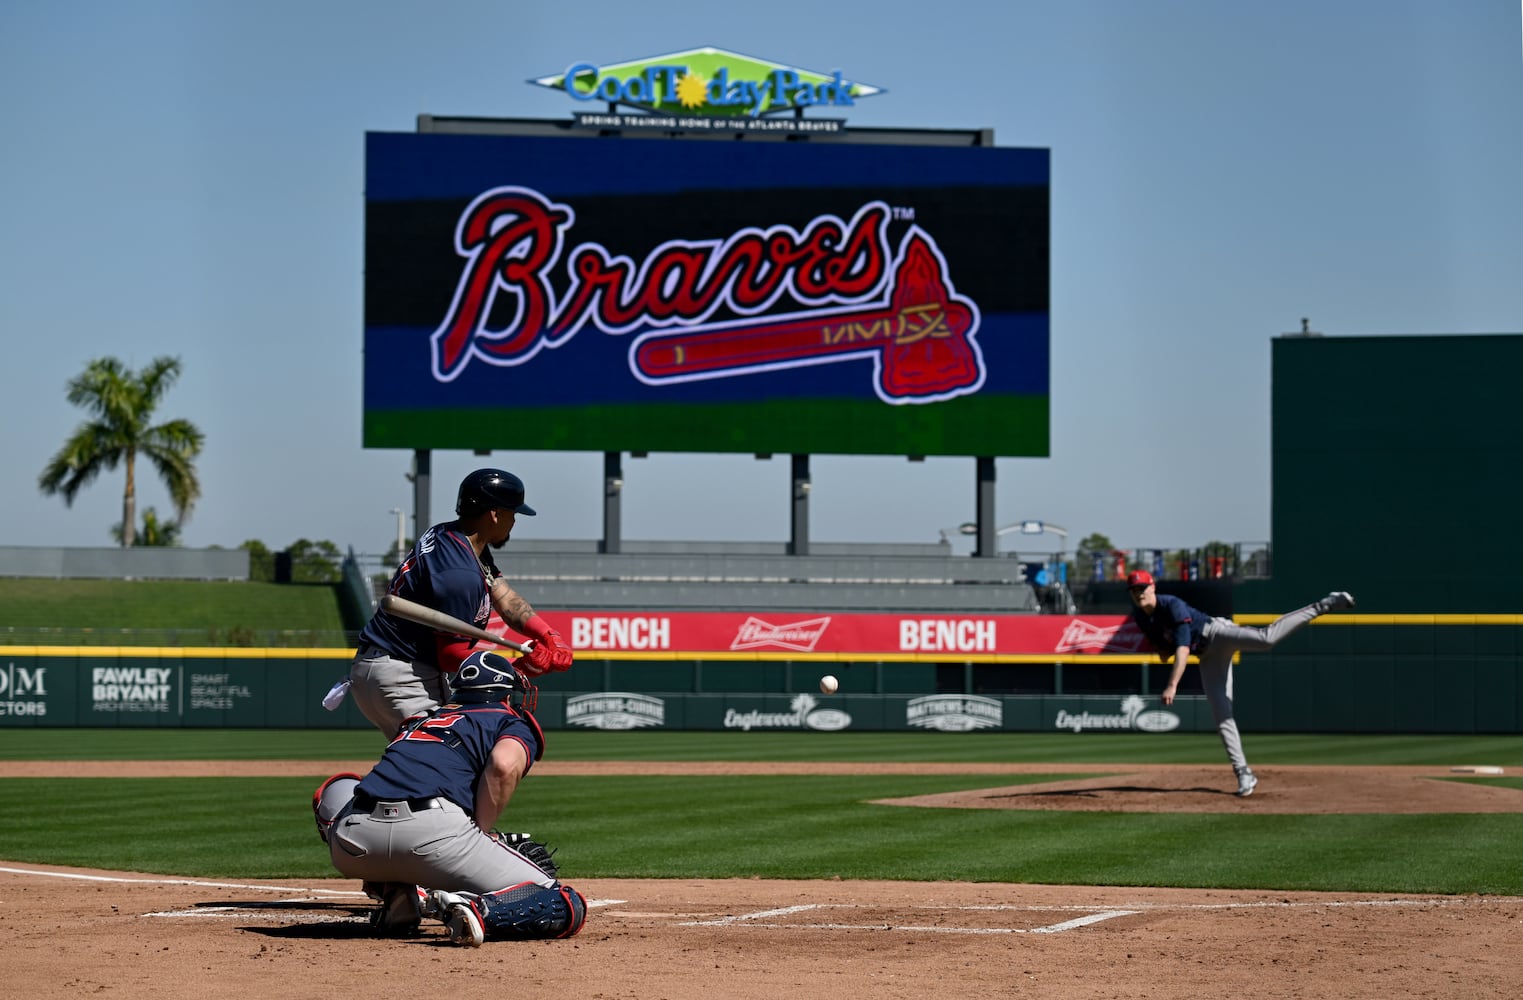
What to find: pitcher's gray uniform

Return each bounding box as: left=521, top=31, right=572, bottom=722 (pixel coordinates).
left=1126, top=570, right=1355, bottom=796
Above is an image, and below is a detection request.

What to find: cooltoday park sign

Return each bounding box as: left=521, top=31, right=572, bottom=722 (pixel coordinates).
left=529, top=46, right=884, bottom=133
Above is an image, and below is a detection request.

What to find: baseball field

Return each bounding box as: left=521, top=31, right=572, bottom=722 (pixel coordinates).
left=2, top=728, right=1520, bottom=997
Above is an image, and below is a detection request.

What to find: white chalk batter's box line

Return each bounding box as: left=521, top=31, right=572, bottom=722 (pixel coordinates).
left=677, top=904, right=1136, bottom=934
left=5, top=867, right=1518, bottom=934
left=669, top=896, right=1523, bottom=935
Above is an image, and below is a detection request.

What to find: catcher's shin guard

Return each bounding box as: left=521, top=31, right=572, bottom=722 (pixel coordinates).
left=477, top=881, right=588, bottom=940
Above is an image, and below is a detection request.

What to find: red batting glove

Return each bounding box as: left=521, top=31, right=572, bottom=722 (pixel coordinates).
left=521, top=615, right=574, bottom=672
left=514, top=647, right=547, bottom=678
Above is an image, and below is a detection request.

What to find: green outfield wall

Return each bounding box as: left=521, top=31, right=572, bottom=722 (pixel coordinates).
left=1233, top=615, right=1523, bottom=733
left=4, top=615, right=1520, bottom=733
left=1265, top=334, right=1522, bottom=613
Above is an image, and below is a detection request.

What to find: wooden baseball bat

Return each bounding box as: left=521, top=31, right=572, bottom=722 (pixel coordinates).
left=379, top=595, right=532, bottom=654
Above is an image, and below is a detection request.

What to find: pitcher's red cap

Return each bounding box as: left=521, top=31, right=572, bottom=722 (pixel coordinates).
left=1126, top=570, right=1155, bottom=588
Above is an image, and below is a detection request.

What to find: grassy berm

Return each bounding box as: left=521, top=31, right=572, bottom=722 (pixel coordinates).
left=0, top=578, right=350, bottom=647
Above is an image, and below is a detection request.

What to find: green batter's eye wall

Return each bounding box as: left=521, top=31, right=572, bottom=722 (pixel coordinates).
left=1262, top=333, right=1522, bottom=615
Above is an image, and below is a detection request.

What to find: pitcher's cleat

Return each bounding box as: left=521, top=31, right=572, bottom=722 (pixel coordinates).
left=1235, top=766, right=1259, bottom=797
left=1320, top=591, right=1355, bottom=613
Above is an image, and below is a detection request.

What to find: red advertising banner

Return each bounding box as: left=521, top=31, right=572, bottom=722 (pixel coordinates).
left=492, top=610, right=1154, bottom=661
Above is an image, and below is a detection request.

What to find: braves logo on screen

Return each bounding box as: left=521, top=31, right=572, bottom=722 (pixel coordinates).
left=429, top=186, right=985, bottom=405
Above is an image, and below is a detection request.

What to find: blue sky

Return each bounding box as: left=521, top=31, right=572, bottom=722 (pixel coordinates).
left=2, top=0, right=1519, bottom=561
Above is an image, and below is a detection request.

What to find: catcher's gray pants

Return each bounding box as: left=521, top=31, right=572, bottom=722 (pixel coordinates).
left=349, top=647, right=448, bottom=737
left=328, top=796, right=554, bottom=894
left=1196, top=600, right=1325, bottom=770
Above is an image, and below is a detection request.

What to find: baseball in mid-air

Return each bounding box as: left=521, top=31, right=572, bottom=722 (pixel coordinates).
left=819, top=674, right=839, bottom=694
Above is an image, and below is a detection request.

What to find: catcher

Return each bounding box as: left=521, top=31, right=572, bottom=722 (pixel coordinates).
left=312, top=650, right=586, bottom=946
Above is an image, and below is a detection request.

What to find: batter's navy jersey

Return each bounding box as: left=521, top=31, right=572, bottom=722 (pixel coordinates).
left=1129, top=593, right=1212, bottom=655
left=357, top=522, right=502, bottom=665
left=356, top=703, right=545, bottom=812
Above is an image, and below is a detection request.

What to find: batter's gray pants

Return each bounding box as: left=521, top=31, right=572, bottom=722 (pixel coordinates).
left=1196, top=600, right=1325, bottom=770
left=349, top=648, right=448, bottom=737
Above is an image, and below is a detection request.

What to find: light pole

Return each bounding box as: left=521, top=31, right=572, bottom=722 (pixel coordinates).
left=999, top=520, right=1075, bottom=613
left=937, top=521, right=979, bottom=546
left=998, top=520, right=1069, bottom=560
left=389, top=508, right=405, bottom=565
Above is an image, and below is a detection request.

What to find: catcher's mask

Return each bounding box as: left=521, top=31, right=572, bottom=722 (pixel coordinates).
left=452, top=650, right=537, bottom=713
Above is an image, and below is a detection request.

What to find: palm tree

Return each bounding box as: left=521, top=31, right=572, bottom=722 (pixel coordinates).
left=111, top=507, right=183, bottom=547
left=38, top=356, right=204, bottom=547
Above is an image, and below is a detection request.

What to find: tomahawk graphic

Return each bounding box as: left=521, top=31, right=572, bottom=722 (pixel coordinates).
left=629, top=229, right=984, bottom=404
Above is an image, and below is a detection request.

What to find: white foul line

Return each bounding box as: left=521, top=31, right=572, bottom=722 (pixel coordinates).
left=0, top=866, right=361, bottom=896
left=0, top=866, right=623, bottom=917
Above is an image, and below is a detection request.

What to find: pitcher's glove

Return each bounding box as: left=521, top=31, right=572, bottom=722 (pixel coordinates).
left=488, top=830, right=560, bottom=879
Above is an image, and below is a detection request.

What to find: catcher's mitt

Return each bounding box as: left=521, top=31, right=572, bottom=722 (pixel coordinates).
left=488, top=830, right=560, bottom=879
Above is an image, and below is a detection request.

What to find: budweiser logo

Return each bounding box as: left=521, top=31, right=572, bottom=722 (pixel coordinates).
left=1055, top=619, right=1150, bottom=653
left=729, top=616, right=832, bottom=652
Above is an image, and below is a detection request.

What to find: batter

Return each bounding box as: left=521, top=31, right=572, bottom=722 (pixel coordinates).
left=348, top=468, right=574, bottom=737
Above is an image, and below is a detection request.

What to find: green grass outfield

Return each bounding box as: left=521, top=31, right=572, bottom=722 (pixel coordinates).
left=0, top=578, right=348, bottom=644
left=2, top=730, right=1519, bottom=894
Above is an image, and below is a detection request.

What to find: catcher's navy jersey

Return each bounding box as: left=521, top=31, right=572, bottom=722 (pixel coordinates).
left=1129, top=593, right=1211, bottom=655
left=356, top=703, right=544, bottom=812
left=357, top=522, right=502, bottom=665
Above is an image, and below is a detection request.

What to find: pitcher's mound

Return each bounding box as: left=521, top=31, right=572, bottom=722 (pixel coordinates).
left=875, top=764, right=1523, bottom=814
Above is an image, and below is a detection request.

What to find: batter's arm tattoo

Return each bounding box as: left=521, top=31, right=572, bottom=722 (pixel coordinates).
left=490, top=578, right=538, bottom=631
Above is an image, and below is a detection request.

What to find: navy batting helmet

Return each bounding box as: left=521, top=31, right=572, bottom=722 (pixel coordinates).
left=456, top=469, right=537, bottom=518
left=451, top=650, right=537, bottom=712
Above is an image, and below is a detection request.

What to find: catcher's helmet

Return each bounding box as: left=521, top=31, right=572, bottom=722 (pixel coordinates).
left=312, top=772, right=361, bottom=845
left=456, top=469, right=537, bottom=518
left=451, top=650, right=537, bottom=712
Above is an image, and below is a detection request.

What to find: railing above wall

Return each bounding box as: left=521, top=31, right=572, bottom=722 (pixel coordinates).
left=346, top=539, right=1045, bottom=614
left=0, top=546, right=250, bottom=581
left=354, top=540, right=1032, bottom=585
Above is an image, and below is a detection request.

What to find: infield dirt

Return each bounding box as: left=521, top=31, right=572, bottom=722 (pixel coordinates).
left=2, top=761, right=1519, bottom=998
